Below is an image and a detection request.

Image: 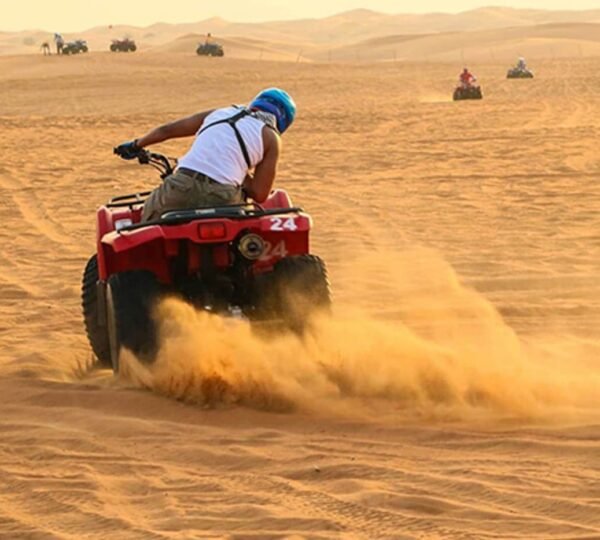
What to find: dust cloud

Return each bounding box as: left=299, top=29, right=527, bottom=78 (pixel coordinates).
left=121, top=249, right=600, bottom=421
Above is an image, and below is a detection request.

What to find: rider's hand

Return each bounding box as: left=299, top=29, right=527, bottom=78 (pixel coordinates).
left=114, top=140, right=141, bottom=160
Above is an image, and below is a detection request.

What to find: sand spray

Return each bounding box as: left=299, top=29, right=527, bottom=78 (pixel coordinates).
left=120, top=248, right=600, bottom=420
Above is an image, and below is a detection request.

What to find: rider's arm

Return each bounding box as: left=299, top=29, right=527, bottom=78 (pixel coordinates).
left=243, top=128, right=281, bottom=203
left=135, top=110, right=214, bottom=148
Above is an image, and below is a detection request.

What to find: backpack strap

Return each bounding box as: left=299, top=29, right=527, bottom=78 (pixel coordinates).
left=197, top=109, right=253, bottom=169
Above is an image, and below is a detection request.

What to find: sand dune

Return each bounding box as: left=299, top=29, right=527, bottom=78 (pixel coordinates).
left=5, top=23, right=600, bottom=63
left=3, top=6, right=600, bottom=57
left=153, top=33, right=308, bottom=62
left=0, top=45, right=599, bottom=538
left=313, top=22, right=600, bottom=62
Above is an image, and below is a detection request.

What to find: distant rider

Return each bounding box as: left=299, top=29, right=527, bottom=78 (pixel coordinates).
left=516, top=57, right=527, bottom=70
left=54, top=33, right=64, bottom=55
left=459, top=67, right=476, bottom=87
left=114, top=88, right=296, bottom=222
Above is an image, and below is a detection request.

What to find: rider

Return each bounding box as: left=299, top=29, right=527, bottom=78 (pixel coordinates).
left=516, top=57, right=527, bottom=70
left=115, top=88, right=296, bottom=222
left=459, top=67, right=476, bottom=87
left=54, top=33, right=64, bottom=55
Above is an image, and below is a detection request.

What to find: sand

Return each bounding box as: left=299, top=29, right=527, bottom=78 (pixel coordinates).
left=3, top=7, right=600, bottom=59
left=0, top=50, right=599, bottom=538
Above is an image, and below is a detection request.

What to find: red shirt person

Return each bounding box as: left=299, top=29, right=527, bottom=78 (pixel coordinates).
left=459, top=68, right=476, bottom=86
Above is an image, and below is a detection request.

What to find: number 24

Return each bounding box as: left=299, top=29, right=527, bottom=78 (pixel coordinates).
left=269, top=217, right=298, bottom=231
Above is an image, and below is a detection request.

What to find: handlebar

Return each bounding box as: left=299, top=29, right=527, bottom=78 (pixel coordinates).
left=114, top=147, right=177, bottom=180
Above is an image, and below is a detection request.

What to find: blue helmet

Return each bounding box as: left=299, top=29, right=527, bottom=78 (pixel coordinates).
left=250, top=88, right=296, bottom=134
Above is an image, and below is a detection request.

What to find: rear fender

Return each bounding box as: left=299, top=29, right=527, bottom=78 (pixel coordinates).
left=99, top=210, right=312, bottom=280
left=254, top=212, right=311, bottom=269
left=262, top=189, right=293, bottom=210
left=96, top=205, right=138, bottom=280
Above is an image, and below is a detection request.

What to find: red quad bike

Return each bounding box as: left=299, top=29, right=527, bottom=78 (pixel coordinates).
left=453, top=81, right=483, bottom=101
left=110, top=38, right=137, bottom=52
left=82, top=150, right=331, bottom=373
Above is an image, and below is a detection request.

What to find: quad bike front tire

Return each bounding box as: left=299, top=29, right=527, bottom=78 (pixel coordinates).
left=81, top=255, right=111, bottom=367
left=106, top=271, right=160, bottom=373
left=129, top=45, right=137, bottom=52
left=269, top=255, right=331, bottom=332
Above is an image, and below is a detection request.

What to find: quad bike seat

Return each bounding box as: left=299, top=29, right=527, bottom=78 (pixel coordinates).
left=160, top=206, right=248, bottom=221
left=159, top=189, right=294, bottom=222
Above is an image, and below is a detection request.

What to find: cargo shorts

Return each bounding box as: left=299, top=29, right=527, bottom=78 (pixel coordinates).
left=141, top=169, right=243, bottom=222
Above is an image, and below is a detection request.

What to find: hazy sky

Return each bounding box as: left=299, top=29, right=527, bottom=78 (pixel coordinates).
left=3, top=0, right=599, bottom=32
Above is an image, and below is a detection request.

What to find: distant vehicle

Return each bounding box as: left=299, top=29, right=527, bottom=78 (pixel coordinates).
left=110, top=38, right=137, bottom=53
left=507, top=67, right=534, bottom=79
left=196, top=42, right=224, bottom=57
left=507, top=57, right=533, bottom=79
left=453, top=81, right=483, bottom=101
left=62, top=40, right=89, bottom=55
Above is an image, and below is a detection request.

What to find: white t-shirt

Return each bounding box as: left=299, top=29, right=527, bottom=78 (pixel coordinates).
left=177, top=106, right=266, bottom=186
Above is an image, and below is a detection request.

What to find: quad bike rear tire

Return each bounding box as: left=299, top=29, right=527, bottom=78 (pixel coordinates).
left=268, top=255, right=331, bottom=332
left=81, top=255, right=111, bottom=367
left=110, top=44, right=117, bottom=52
left=106, top=271, right=160, bottom=373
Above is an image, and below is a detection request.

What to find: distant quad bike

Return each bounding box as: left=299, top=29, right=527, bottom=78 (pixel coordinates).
left=62, top=40, right=89, bottom=55
left=507, top=67, right=534, bottom=79
left=453, top=83, right=483, bottom=101
left=110, top=38, right=137, bottom=53
left=196, top=43, right=224, bottom=57
left=82, top=150, right=331, bottom=372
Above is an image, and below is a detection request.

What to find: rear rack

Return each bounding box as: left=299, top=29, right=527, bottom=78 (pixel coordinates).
left=107, top=192, right=152, bottom=208
left=118, top=205, right=303, bottom=232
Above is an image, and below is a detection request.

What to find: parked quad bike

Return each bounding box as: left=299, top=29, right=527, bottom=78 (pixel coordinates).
left=507, top=67, right=534, bottom=79
left=110, top=39, right=137, bottom=52
left=453, top=83, right=483, bottom=101
left=82, top=150, right=331, bottom=373
left=62, top=40, right=88, bottom=55
left=196, top=43, right=224, bottom=57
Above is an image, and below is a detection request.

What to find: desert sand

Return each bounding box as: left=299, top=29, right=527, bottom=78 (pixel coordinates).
left=0, top=38, right=599, bottom=539
left=3, top=7, right=600, bottom=60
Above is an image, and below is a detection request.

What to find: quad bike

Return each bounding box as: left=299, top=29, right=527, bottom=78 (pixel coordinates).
left=196, top=43, right=224, bottom=57
left=507, top=67, right=534, bottom=79
left=62, top=40, right=89, bottom=55
left=82, top=150, right=330, bottom=373
left=453, top=82, right=483, bottom=101
left=110, top=38, right=137, bottom=52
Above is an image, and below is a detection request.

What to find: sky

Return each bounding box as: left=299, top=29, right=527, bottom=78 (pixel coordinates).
left=2, top=0, right=599, bottom=32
